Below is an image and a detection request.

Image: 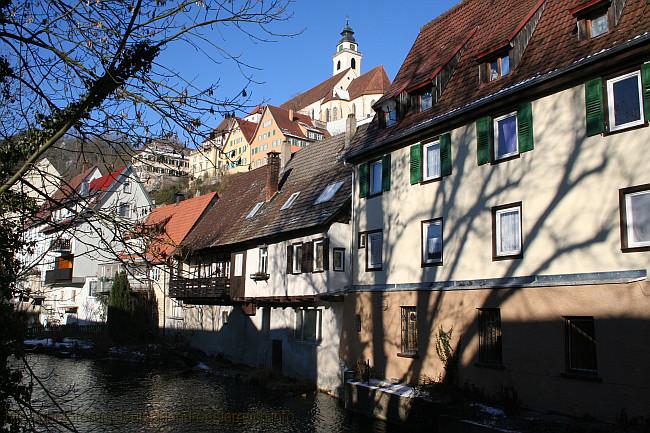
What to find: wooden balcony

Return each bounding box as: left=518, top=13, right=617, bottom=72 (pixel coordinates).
left=44, top=268, right=73, bottom=285
left=50, top=238, right=72, bottom=252
left=169, top=276, right=231, bottom=304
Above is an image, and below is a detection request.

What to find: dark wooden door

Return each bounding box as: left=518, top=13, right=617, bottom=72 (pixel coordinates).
left=272, top=339, right=282, bottom=372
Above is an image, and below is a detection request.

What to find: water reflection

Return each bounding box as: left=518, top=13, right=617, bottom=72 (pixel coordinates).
left=24, top=355, right=401, bottom=433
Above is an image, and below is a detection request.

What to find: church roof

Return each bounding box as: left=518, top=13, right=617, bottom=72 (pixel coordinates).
left=280, top=68, right=351, bottom=111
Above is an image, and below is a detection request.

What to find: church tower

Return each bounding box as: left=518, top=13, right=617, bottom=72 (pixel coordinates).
left=332, top=20, right=362, bottom=76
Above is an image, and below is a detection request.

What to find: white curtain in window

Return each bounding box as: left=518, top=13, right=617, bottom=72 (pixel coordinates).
left=497, top=115, right=517, bottom=157
left=426, top=143, right=441, bottom=179
left=370, top=233, right=382, bottom=266
left=630, top=192, right=650, bottom=243
left=499, top=210, right=520, bottom=253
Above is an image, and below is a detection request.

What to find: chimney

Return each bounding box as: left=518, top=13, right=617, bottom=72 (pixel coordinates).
left=345, top=113, right=357, bottom=149
left=280, top=140, right=292, bottom=169
left=265, top=152, right=280, bottom=201
left=175, top=191, right=185, bottom=205
left=288, top=109, right=295, bottom=122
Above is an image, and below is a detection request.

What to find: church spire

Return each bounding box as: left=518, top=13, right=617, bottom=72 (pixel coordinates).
left=332, top=18, right=362, bottom=76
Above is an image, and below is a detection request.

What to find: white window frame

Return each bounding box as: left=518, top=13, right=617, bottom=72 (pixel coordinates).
left=281, top=192, right=300, bottom=210
left=246, top=202, right=264, bottom=219
left=589, top=12, right=609, bottom=38
left=118, top=202, right=131, bottom=218
left=624, top=189, right=650, bottom=248
left=493, top=111, right=519, bottom=161
left=292, top=244, right=302, bottom=274
left=124, top=180, right=132, bottom=194
left=333, top=249, right=345, bottom=272
left=369, top=160, right=383, bottom=195
left=422, top=219, right=443, bottom=265
left=422, top=140, right=441, bottom=181
left=233, top=253, right=244, bottom=277
left=313, top=240, right=324, bottom=272
left=294, top=308, right=322, bottom=343
left=606, top=71, right=645, bottom=132
left=495, top=205, right=522, bottom=257
left=366, top=231, right=383, bottom=271
left=258, top=247, right=268, bottom=273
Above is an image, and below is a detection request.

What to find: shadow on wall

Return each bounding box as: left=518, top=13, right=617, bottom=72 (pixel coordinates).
left=341, top=86, right=650, bottom=421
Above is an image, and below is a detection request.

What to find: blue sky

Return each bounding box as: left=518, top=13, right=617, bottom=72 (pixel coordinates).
left=159, top=1, right=459, bottom=127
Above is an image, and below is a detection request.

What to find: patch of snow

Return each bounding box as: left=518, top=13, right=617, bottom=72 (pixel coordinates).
left=194, top=362, right=211, bottom=372
left=471, top=402, right=506, bottom=418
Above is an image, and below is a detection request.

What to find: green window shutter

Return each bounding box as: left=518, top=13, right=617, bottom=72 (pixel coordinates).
left=517, top=102, right=534, bottom=153
left=585, top=78, right=604, bottom=136
left=476, top=117, right=491, bottom=166
left=440, top=133, right=452, bottom=176
left=358, top=163, right=368, bottom=198
left=410, top=144, right=421, bottom=185
left=642, top=63, right=650, bottom=122
left=382, top=154, right=391, bottom=192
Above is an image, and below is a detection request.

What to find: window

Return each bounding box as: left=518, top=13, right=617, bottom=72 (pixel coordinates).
left=313, top=240, right=325, bottom=272
left=333, top=248, right=345, bottom=272
left=292, top=244, right=303, bottom=274
left=421, top=219, right=443, bottom=266
left=606, top=71, right=645, bottom=132
left=478, top=309, right=503, bottom=366
left=493, top=203, right=523, bottom=259
left=263, top=119, right=272, bottom=127
left=383, top=107, right=397, bottom=127
left=493, top=112, right=518, bottom=160
left=422, top=140, right=441, bottom=181
left=564, top=316, right=597, bottom=375
left=281, top=192, right=300, bottom=210
left=366, top=231, right=383, bottom=271
left=485, top=54, right=510, bottom=82
left=589, top=12, right=609, bottom=37
left=351, top=58, right=356, bottom=70
left=233, top=253, right=244, bottom=277
left=314, top=181, right=344, bottom=204
left=619, top=184, right=650, bottom=251
left=355, top=314, right=362, bottom=332
left=246, top=202, right=263, bottom=219
left=295, top=308, right=321, bottom=342
left=222, top=310, right=228, bottom=325
left=118, top=202, right=131, bottom=218
left=420, top=91, right=433, bottom=112
left=369, top=160, right=383, bottom=196
left=400, top=306, right=418, bottom=356
left=258, top=247, right=268, bottom=274
left=358, top=233, right=366, bottom=249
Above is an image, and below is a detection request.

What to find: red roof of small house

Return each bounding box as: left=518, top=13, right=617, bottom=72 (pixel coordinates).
left=89, top=166, right=126, bottom=193
left=267, top=105, right=329, bottom=140
left=141, top=192, right=217, bottom=263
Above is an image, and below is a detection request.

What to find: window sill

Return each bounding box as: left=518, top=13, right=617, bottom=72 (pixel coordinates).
left=560, top=372, right=602, bottom=383
left=491, top=153, right=521, bottom=165
left=422, top=260, right=443, bottom=268
left=294, top=339, right=321, bottom=347
left=420, top=176, right=443, bottom=186
left=475, top=362, right=505, bottom=370
left=397, top=352, right=419, bottom=359
left=492, top=252, right=523, bottom=262
left=366, top=192, right=383, bottom=199
left=366, top=267, right=383, bottom=272
left=603, top=121, right=648, bottom=136
left=621, top=245, right=650, bottom=253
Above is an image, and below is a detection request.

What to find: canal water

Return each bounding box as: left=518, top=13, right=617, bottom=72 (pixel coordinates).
left=22, top=354, right=407, bottom=433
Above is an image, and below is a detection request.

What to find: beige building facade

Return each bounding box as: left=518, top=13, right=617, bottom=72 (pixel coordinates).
left=342, top=0, right=650, bottom=422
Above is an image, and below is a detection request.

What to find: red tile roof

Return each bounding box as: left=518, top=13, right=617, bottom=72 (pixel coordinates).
left=143, top=192, right=217, bottom=263
left=347, top=66, right=392, bottom=100
left=89, top=166, right=126, bottom=193
left=280, top=68, right=351, bottom=111
left=236, top=118, right=258, bottom=143
left=347, top=0, right=650, bottom=160
left=267, top=105, right=327, bottom=139
left=50, top=166, right=98, bottom=204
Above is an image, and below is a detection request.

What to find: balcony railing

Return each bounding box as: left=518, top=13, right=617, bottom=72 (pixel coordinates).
left=50, top=238, right=72, bottom=252
left=169, top=276, right=230, bottom=300
left=44, top=268, right=73, bottom=285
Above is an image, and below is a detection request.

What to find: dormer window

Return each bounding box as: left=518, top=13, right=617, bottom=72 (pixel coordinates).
left=485, top=53, right=510, bottom=82
left=379, top=100, right=397, bottom=128
left=420, top=91, right=433, bottom=112
left=589, top=12, right=609, bottom=37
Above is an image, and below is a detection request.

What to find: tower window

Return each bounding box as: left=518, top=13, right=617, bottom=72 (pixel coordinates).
left=337, top=60, right=341, bottom=70
left=351, top=58, right=356, bottom=69
left=351, top=43, right=356, bottom=51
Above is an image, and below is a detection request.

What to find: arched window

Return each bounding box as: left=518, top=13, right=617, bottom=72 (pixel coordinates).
left=352, top=103, right=357, bottom=115
left=337, top=60, right=341, bottom=70
left=351, top=58, right=356, bottom=70
left=333, top=107, right=338, bottom=121
left=325, top=108, right=330, bottom=122
left=311, top=109, right=315, bottom=119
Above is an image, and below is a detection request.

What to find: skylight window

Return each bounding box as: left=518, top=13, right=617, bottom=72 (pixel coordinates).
left=246, top=202, right=264, bottom=219
left=281, top=192, right=300, bottom=210
left=314, top=181, right=344, bottom=205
